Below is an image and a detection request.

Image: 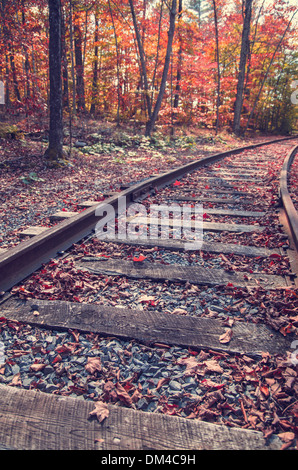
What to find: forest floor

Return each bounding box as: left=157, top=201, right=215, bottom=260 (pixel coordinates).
left=1, top=116, right=296, bottom=251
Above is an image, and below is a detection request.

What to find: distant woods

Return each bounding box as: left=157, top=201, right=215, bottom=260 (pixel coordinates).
left=0, top=0, right=297, bottom=138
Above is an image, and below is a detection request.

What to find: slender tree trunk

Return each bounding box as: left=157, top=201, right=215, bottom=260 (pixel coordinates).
left=90, top=12, right=99, bottom=115
left=212, top=0, right=220, bottom=134
left=69, top=0, right=76, bottom=116
left=145, top=0, right=177, bottom=137
left=173, top=0, right=182, bottom=110
left=44, top=0, right=64, bottom=164
left=9, top=51, right=20, bottom=102
left=129, top=0, right=152, bottom=120
left=108, top=0, right=121, bottom=124
left=74, top=12, right=85, bottom=113
left=151, top=0, right=164, bottom=107
left=233, top=0, right=253, bottom=135
left=61, top=7, right=69, bottom=109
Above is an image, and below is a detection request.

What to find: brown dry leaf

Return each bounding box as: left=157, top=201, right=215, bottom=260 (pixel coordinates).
left=177, top=356, right=203, bottom=375
left=171, top=308, right=188, bottom=315
left=30, top=363, right=46, bottom=372
left=10, top=373, right=22, bottom=386
left=138, top=295, right=156, bottom=303
left=116, top=382, right=133, bottom=407
left=156, top=377, right=170, bottom=391
left=85, top=357, right=102, bottom=374
left=89, top=401, right=109, bottom=423
left=278, top=432, right=295, bottom=443
left=219, top=328, right=233, bottom=344
left=131, top=387, right=143, bottom=403
left=204, top=359, right=224, bottom=374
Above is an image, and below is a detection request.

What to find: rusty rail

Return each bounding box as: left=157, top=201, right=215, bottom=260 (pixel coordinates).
left=280, top=144, right=298, bottom=252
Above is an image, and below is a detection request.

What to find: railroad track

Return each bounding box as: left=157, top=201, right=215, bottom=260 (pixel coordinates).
left=0, top=136, right=298, bottom=451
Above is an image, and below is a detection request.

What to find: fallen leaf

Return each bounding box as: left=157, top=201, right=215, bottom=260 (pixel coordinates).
left=171, top=307, right=188, bottom=315
left=278, top=432, right=295, bottom=443
left=85, top=357, right=102, bottom=374
left=219, top=328, right=233, bottom=344
left=204, top=359, right=223, bottom=374
left=10, top=372, right=22, bottom=386
left=116, top=382, right=133, bottom=406
left=30, top=363, right=46, bottom=372
left=138, top=294, right=156, bottom=303
left=89, top=401, right=109, bottom=423
left=133, top=254, right=146, bottom=262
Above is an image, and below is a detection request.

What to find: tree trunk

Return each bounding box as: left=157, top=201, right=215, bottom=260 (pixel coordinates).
left=129, top=0, right=152, bottom=120
left=44, top=0, right=64, bottom=164
left=74, top=12, right=85, bottom=113
left=212, top=0, right=220, bottom=134
left=90, top=12, right=99, bottom=115
left=145, top=0, right=177, bottom=137
left=233, top=0, right=253, bottom=135
left=108, top=0, right=121, bottom=124
left=69, top=0, right=76, bottom=116
left=173, top=0, right=183, bottom=110
left=61, top=7, right=69, bottom=109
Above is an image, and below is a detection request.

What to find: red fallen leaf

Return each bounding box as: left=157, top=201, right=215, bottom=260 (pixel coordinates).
left=205, top=185, right=210, bottom=189
left=55, top=344, right=74, bottom=354
left=89, top=401, right=109, bottom=423
left=269, top=253, right=281, bottom=259
left=173, top=180, right=182, bottom=186
left=260, top=384, right=270, bottom=397
left=226, top=283, right=234, bottom=287
left=133, top=254, right=146, bottom=262
left=201, top=378, right=225, bottom=389
left=52, top=354, right=62, bottom=364
left=203, top=213, right=209, bottom=219
left=280, top=324, right=294, bottom=336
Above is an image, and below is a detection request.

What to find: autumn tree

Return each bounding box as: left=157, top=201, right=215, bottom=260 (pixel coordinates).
left=44, top=0, right=64, bottom=164
left=145, top=0, right=177, bottom=136
left=233, top=0, right=253, bottom=135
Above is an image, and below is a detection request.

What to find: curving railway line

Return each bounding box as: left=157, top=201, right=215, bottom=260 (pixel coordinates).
left=0, top=135, right=298, bottom=451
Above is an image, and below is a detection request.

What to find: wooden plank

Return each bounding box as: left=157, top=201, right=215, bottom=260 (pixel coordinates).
left=77, top=200, right=100, bottom=208
left=210, top=170, right=265, bottom=176
left=95, top=236, right=279, bottom=257
left=50, top=211, right=78, bottom=221
left=193, top=176, right=263, bottom=183
left=170, top=196, right=257, bottom=205
left=190, top=208, right=265, bottom=217
left=19, top=226, right=49, bottom=238
left=77, top=257, right=287, bottom=288
left=179, top=188, right=253, bottom=196
left=0, top=383, right=282, bottom=450
left=1, top=298, right=292, bottom=357
left=129, top=216, right=264, bottom=233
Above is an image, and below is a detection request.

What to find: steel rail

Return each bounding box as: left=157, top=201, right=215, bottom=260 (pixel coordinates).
left=279, top=144, right=298, bottom=252
left=0, top=135, right=297, bottom=293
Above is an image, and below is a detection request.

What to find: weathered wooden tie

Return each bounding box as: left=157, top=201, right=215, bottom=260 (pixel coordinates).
left=0, top=383, right=282, bottom=450
left=77, top=257, right=287, bottom=288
